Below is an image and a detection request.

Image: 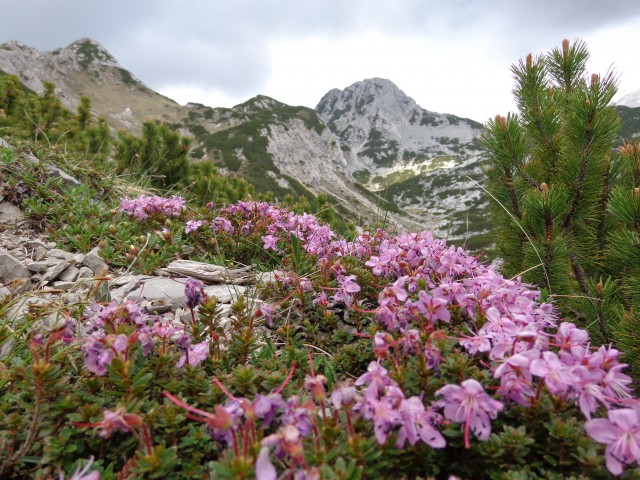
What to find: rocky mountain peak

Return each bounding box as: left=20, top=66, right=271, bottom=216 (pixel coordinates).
left=316, top=77, right=417, bottom=124
left=0, top=38, right=184, bottom=131
left=62, top=38, right=120, bottom=69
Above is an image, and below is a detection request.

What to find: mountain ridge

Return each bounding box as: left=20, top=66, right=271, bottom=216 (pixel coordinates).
left=5, top=38, right=638, bottom=252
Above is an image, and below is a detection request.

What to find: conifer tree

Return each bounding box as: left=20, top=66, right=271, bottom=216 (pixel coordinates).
left=115, top=120, right=190, bottom=189
left=0, top=74, right=23, bottom=118
left=482, top=39, right=640, bottom=379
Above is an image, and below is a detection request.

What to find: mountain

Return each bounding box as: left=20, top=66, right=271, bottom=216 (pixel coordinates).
left=0, top=39, right=488, bottom=246
left=0, top=38, right=186, bottom=131
left=316, top=78, right=489, bottom=246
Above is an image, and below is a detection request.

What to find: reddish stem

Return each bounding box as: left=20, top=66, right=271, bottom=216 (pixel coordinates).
left=273, top=363, right=297, bottom=395
left=213, top=377, right=237, bottom=400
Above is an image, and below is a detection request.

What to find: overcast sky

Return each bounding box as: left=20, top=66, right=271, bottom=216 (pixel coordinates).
left=2, top=0, right=639, bottom=121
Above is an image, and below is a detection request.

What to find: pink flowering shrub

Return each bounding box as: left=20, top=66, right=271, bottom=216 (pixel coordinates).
left=118, top=194, right=186, bottom=220
left=3, top=197, right=639, bottom=479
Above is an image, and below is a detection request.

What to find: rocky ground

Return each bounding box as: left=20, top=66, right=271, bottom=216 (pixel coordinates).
left=0, top=199, right=274, bottom=356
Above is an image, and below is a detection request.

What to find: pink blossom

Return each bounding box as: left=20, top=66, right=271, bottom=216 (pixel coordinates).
left=436, top=379, right=504, bottom=448
left=185, top=219, right=203, bottom=233
left=261, top=234, right=279, bottom=251
left=184, top=277, right=205, bottom=309
left=256, top=447, right=277, bottom=480
left=355, top=362, right=396, bottom=399
left=119, top=195, right=185, bottom=220
left=530, top=351, right=577, bottom=396
left=176, top=340, right=209, bottom=368
left=415, top=290, right=450, bottom=324
left=258, top=302, right=278, bottom=328
left=340, top=274, right=361, bottom=294
left=585, top=408, right=640, bottom=475
left=396, top=397, right=446, bottom=449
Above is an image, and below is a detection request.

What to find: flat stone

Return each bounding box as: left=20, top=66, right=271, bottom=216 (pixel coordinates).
left=82, top=246, right=108, bottom=276
left=0, top=248, right=32, bottom=293
left=58, top=265, right=80, bottom=282
left=77, top=266, right=95, bottom=279
left=41, top=260, right=70, bottom=283
left=26, top=262, right=49, bottom=273
left=5, top=295, right=55, bottom=323
left=47, top=249, right=77, bottom=261
left=23, top=152, right=81, bottom=187
left=52, top=281, right=77, bottom=291
left=0, top=286, right=11, bottom=299
left=159, top=260, right=256, bottom=284
left=0, top=202, right=23, bottom=224
left=25, top=239, right=51, bottom=250
left=204, top=284, right=246, bottom=304
left=124, top=276, right=245, bottom=310
left=109, top=274, right=152, bottom=288
left=34, top=245, right=48, bottom=261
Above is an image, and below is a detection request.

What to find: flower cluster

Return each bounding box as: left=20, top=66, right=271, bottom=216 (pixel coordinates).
left=118, top=194, right=185, bottom=220
left=54, top=198, right=640, bottom=476
left=195, top=200, right=639, bottom=475
left=81, top=300, right=155, bottom=376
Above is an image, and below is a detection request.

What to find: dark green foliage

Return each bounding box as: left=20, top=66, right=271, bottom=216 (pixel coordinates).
left=359, top=127, right=400, bottom=167
left=615, top=106, right=640, bottom=142
left=187, top=159, right=269, bottom=206
left=117, top=67, right=138, bottom=87
left=195, top=96, right=325, bottom=199
left=482, top=39, right=640, bottom=380
left=115, top=120, right=191, bottom=190
left=74, top=39, right=116, bottom=69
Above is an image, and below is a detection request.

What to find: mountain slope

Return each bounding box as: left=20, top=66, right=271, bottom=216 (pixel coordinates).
left=316, top=78, right=488, bottom=243
left=0, top=38, right=186, bottom=131
left=183, top=94, right=420, bottom=229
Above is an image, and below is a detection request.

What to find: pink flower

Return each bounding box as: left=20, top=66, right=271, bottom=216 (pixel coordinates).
left=73, top=407, right=142, bottom=440
left=340, top=274, right=361, bottom=294
left=184, top=277, right=205, bottom=309
left=185, top=219, right=203, bottom=233
left=355, top=361, right=395, bottom=399
left=396, top=396, right=446, bottom=449
left=530, top=351, right=577, bottom=396
left=261, top=234, right=279, bottom=251
left=176, top=340, right=210, bottom=367
left=119, top=195, right=185, bottom=220
left=98, top=408, right=142, bottom=439
left=415, top=291, right=450, bottom=324
left=256, top=447, right=277, bottom=480
left=585, top=408, right=640, bottom=475
left=258, top=302, right=278, bottom=328
left=436, top=379, right=504, bottom=448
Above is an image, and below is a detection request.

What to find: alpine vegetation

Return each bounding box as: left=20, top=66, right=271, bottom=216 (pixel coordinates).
left=0, top=39, right=639, bottom=479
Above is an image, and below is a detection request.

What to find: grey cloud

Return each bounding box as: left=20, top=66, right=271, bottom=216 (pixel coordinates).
left=2, top=0, right=639, bottom=105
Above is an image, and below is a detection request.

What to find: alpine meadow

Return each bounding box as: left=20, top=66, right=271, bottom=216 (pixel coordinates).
left=0, top=38, right=640, bottom=479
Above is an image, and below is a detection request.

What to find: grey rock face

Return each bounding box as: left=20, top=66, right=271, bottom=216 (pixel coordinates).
left=82, top=247, right=109, bottom=276
left=0, top=249, right=32, bottom=292
left=316, top=77, right=489, bottom=242
left=119, top=276, right=246, bottom=309
left=41, top=261, right=71, bottom=283
left=0, top=202, right=24, bottom=225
